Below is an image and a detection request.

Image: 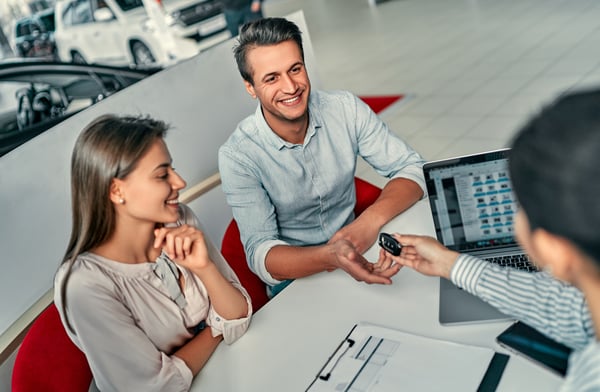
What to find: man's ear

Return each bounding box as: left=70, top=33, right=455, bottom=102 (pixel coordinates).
left=531, top=229, right=578, bottom=280
left=244, top=80, right=256, bottom=99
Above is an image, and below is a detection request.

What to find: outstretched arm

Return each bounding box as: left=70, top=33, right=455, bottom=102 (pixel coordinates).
left=375, top=233, right=459, bottom=278
left=329, top=178, right=423, bottom=254
left=265, top=239, right=400, bottom=285
left=379, top=233, right=593, bottom=349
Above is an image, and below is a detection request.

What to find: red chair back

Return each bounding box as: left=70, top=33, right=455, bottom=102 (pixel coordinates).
left=221, top=220, right=270, bottom=311
left=353, top=177, right=382, bottom=215
left=12, top=303, right=93, bottom=392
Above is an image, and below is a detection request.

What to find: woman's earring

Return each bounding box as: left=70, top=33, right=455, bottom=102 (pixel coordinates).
left=119, top=198, right=125, bottom=204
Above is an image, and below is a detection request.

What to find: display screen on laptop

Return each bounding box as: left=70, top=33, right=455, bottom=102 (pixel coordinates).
left=424, top=149, right=519, bottom=252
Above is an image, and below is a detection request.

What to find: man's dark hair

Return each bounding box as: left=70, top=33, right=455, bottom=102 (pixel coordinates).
left=509, top=88, right=600, bottom=265
left=233, top=17, right=304, bottom=85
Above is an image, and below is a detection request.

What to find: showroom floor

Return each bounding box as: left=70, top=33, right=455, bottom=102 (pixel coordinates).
left=263, top=0, right=600, bottom=187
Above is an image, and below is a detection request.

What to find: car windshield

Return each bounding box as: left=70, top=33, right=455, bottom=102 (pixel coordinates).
left=38, top=13, right=55, bottom=32
left=113, top=0, right=144, bottom=12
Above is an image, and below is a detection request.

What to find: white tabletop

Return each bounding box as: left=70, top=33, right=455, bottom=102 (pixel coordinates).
left=191, top=199, right=562, bottom=391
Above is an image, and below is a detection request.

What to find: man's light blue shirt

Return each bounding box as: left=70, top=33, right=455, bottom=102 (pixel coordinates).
left=219, top=90, right=425, bottom=286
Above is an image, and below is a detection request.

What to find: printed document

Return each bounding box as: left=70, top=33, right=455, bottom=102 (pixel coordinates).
left=307, top=322, right=496, bottom=391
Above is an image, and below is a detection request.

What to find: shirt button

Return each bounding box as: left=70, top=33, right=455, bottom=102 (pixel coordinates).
left=216, top=317, right=221, bottom=321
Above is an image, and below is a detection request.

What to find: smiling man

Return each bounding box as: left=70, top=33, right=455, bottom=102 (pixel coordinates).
left=218, top=17, right=426, bottom=297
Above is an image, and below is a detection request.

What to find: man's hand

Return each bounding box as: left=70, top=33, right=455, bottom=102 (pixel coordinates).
left=330, top=239, right=400, bottom=284
left=328, top=215, right=379, bottom=255
left=377, top=234, right=459, bottom=279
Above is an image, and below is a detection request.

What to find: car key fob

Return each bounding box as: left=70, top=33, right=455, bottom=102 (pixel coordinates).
left=378, top=232, right=402, bottom=256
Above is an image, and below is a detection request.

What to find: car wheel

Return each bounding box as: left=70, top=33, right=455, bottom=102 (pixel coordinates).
left=17, top=93, right=40, bottom=131
left=131, top=41, right=156, bottom=66
left=71, top=51, right=86, bottom=64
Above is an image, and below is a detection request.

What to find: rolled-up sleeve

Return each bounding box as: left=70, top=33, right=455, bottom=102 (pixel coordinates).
left=253, top=239, right=289, bottom=286
left=199, top=216, right=253, bottom=342
left=206, top=300, right=251, bottom=344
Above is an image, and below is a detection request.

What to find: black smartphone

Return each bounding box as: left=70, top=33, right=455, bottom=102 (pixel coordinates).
left=378, top=233, right=402, bottom=256
left=496, top=321, right=572, bottom=377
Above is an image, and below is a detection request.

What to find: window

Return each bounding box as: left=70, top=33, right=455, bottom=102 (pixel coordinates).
left=16, top=22, right=31, bottom=37
left=71, top=0, right=93, bottom=25
left=38, top=12, right=56, bottom=31
left=114, top=0, right=143, bottom=12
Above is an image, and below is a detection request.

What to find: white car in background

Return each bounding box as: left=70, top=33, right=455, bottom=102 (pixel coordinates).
left=53, top=0, right=231, bottom=67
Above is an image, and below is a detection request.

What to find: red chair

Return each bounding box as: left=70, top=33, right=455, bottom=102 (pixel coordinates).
left=12, top=303, right=93, bottom=392
left=221, top=220, right=271, bottom=312
left=353, top=177, right=383, bottom=216
left=220, top=177, right=382, bottom=312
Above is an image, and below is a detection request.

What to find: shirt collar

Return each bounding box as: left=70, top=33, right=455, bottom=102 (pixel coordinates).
left=254, top=91, right=323, bottom=150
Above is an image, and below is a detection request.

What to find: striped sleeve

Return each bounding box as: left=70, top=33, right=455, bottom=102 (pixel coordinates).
left=450, top=254, right=594, bottom=350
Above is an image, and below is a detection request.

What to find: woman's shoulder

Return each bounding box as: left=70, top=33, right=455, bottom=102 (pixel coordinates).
left=55, top=253, right=117, bottom=289
left=54, top=254, right=119, bottom=312
left=55, top=253, right=153, bottom=296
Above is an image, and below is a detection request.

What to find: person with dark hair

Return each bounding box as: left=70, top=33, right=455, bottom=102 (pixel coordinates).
left=221, top=0, right=263, bottom=37
left=380, top=89, right=600, bottom=390
left=54, top=114, right=251, bottom=391
left=219, top=17, right=425, bottom=297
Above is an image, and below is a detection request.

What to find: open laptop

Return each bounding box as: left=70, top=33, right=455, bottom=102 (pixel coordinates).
left=423, top=148, right=538, bottom=325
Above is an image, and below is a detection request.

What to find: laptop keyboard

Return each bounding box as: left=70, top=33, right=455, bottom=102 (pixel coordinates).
left=484, top=254, right=538, bottom=272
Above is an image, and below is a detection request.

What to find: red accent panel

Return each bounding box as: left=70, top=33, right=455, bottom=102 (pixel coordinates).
left=358, top=95, right=404, bottom=114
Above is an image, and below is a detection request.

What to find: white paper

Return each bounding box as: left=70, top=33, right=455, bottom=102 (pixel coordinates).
left=308, top=322, right=495, bottom=392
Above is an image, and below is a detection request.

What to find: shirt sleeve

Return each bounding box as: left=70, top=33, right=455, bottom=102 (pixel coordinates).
left=450, top=254, right=594, bottom=350
left=219, top=144, right=289, bottom=286
left=64, top=273, right=193, bottom=392
left=350, top=93, right=426, bottom=195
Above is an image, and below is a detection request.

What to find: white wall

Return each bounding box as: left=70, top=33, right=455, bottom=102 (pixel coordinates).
left=0, top=10, right=318, bottom=388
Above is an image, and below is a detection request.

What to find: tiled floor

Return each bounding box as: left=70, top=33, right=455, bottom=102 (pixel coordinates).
left=263, top=0, right=600, bottom=187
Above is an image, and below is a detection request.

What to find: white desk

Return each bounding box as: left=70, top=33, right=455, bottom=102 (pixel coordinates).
left=191, top=199, right=562, bottom=391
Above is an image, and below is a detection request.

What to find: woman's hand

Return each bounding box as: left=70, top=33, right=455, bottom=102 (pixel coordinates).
left=376, top=234, right=459, bottom=279
left=154, top=224, right=211, bottom=272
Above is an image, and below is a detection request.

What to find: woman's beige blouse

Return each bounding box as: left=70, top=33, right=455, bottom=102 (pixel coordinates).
left=54, top=205, right=252, bottom=391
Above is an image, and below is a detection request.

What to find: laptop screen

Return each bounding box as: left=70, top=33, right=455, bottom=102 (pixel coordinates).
left=424, top=149, right=519, bottom=252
